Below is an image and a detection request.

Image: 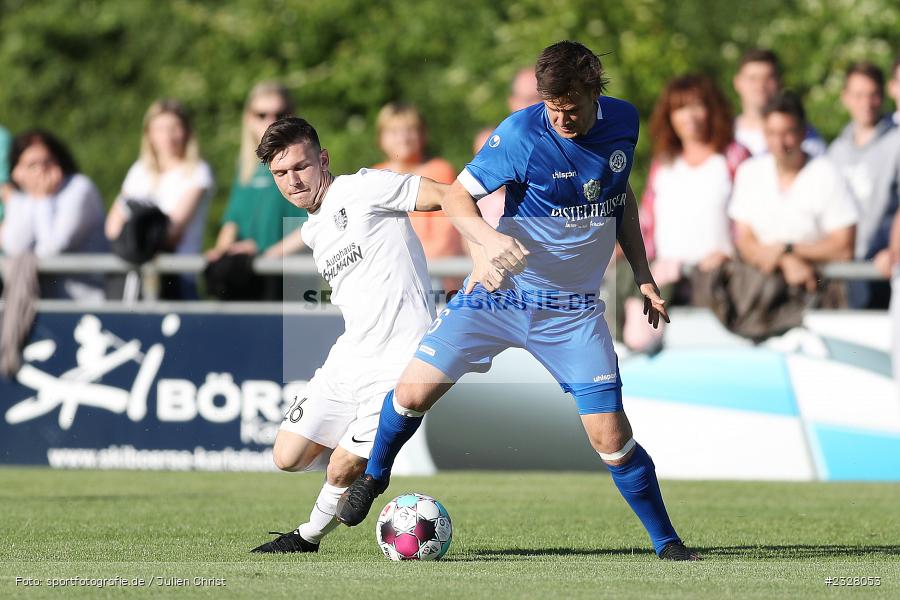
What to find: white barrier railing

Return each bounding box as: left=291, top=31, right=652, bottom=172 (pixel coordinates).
left=0, top=253, right=888, bottom=302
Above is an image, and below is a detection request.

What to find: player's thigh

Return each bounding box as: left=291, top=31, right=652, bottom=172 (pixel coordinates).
left=277, top=375, right=357, bottom=467
left=272, top=430, right=330, bottom=472
left=395, top=358, right=456, bottom=413
left=580, top=411, right=633, bottom=457
left=527, top=307, right=622, bottom=411
left=413, top=286, right=529, bottom=385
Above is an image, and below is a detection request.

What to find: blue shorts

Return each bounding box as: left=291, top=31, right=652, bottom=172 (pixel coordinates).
left=414, top=285, right=622, bottom=414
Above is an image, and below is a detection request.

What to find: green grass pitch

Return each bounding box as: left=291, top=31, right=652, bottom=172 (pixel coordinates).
left=1, top=468, right=898, bottom=599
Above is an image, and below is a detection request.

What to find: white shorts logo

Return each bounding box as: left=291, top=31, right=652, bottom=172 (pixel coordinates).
left=609, top=150, right=627, bottom=173
left=418, top=344, right=436, bottom=357
left=488, top=135, right=501, bottom=148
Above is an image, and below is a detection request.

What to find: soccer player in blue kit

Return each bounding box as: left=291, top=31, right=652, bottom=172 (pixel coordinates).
left=337, top=40, right=700, bottom=561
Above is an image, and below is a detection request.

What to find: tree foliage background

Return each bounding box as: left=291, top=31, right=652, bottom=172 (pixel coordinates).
left=2, top=0, right=899, bottom=246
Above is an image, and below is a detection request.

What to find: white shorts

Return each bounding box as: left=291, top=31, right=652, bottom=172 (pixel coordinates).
left=278, top=357, right=399, bottom=459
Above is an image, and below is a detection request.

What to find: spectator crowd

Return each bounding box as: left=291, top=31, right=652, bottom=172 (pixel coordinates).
left=2, top=49, right=900, bottom=348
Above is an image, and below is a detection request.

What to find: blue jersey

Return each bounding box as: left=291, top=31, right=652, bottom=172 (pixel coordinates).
left=459, top=97, right=639, bottom=295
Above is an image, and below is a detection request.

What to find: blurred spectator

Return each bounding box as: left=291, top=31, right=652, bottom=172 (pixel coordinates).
left=887, top=199, right=900, bottom=389
left=106, top=99, right=214, bottom=299
left=471, top=68, right=542, bottom=230
left=733, top=49, right=826, bottom=157
left=618, top=74, right=750, bottom=351
left=206, top=82, right=308, bottom=300
left=729, top=92, right=856, bottom=296
left=0, top=124, right=9, bottom=181
left=0, top=124, right=9, bottom=296
left=890, top=56, right=900, bottom=126
left=508, top=67, right=542, bottom=112
left=1, top=130, right=107, bottom=300
left=828, top=62, right=900, bottom=309
left=373, top=102, right=462, bottom=293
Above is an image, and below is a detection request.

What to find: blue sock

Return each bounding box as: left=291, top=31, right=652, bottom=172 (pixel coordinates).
left=605, top=443, right=680, bottom=555
left=364, top=390, right=423, bottom=481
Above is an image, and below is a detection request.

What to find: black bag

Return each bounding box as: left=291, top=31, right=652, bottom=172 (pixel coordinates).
left=204, top=253, right=264, bottom=301
left=111, top=199, right=170, bottom=265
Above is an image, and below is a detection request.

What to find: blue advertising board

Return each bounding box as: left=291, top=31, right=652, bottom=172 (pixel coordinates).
left=1, top=308, right=343, bottom=470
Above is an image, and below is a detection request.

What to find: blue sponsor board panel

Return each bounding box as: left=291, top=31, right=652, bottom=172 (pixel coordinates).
left=0, top=309, right=344, bottom=469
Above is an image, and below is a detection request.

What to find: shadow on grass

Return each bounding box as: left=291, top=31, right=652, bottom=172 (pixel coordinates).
left=0, top=493, right=207, bottom=501
left=454, top=544, right=900, bottom=561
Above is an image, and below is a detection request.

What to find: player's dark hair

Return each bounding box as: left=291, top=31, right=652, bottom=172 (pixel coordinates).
left=650, top=73, right=734, bottom=161
left=844, top=61, right=885, bottom=93
left=9, top=129, right=79, bottom=188
left=762, top=90, right=806, bottom=127
left=535, top=40, right=608, bottom=99
left=256, top=117, right=321, bottom=165
left=738, top=48, right=782, bottom=77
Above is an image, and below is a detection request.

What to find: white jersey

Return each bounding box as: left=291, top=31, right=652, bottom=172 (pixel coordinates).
left=301, top=168, right=435, bottom=379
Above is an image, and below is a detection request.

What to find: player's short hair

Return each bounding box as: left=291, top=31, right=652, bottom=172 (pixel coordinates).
left=844, top=61, right=885, bottom=92
left=535, top=40, right=609, bottom=100
left=738, top=48, right=782, bottom=77
left=762, top=90, right=806, bottom=127
left=256, top=117, right=321, bottom=165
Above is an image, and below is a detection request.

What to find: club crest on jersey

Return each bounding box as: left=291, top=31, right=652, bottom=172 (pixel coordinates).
left=609, top=150, right=627, bottom=173
left=583, top=179, right=602, bottom=201
left=333, top=208, right=348, bottom=231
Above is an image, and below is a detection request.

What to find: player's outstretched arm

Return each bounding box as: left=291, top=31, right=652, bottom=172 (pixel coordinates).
left=441, top=180, right=528, bottom=276
left=617, top=183, right=669, bottom=328
left=413, top=178, right=451, bottom=212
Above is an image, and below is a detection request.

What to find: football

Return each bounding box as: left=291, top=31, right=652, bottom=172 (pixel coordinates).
left=376, top=493, right=452, bottom=561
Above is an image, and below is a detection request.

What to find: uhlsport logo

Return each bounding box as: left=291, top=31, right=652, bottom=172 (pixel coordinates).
left=333, top=208, right=348, bottom=231
left=488, top=135, right=501, bottom=148
left=609, top=150, right=627, bottom=173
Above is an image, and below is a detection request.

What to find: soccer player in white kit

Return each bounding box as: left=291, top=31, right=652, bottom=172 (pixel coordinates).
left=250, top=117, right=448, bottom=553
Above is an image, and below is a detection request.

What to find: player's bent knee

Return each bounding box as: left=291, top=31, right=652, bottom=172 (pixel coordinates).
left=272, top=447, right=305, bottom=472
left=394, top=382, right=433, bottom=414
left=272, top=433, right=323, bottom=472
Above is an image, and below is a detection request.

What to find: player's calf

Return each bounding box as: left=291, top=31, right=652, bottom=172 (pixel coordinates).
left=326, top=447, right=366, bottom=486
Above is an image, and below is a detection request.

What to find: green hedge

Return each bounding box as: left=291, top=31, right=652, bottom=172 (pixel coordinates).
left=2, top=0, right=898, bottom=246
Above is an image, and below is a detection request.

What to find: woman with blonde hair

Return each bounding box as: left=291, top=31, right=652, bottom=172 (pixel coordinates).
left=207, top=82, right=308, bottom=266
left=204, top=82, right=310, bottom=300
left=106, top=98, right=215, bottom=298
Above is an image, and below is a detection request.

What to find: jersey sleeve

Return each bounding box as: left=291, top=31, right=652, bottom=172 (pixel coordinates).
left=363, top=169, right=422, bottom=214
left=458, top=112, right=535, bottom=199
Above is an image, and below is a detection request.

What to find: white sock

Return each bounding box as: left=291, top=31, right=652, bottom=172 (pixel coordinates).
left=296, top=482, right=346, bottom=544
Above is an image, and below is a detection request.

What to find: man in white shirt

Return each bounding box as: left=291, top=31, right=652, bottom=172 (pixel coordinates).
left=729, top=91, right=857, bottom=291
left=249, top=117, right=449, bottom=553
left=733, top=49, right=826, bottom=157
left=889, top=56, right=900, bottom=127
left=828, top=62, right=900, bottom=308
